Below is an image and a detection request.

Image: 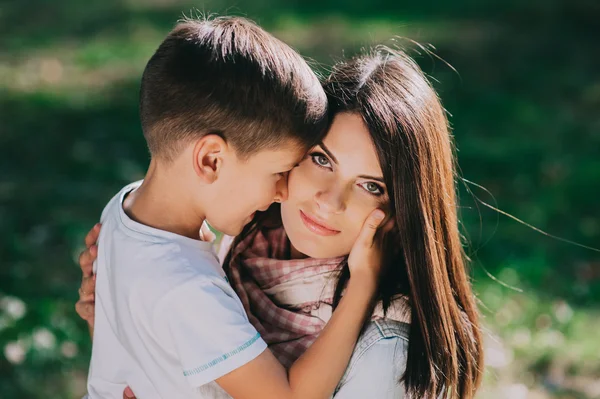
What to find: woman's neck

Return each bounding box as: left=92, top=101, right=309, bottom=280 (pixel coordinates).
left=288, top=242, right=309, bottom=260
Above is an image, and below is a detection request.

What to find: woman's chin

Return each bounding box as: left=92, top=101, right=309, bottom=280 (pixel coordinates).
left=282, top=215, right=349, bottom=259
left=289, top=235, right=347, bottom=259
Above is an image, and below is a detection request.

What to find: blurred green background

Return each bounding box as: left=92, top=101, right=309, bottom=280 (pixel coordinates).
left=1, top=0, right=599, bottom=398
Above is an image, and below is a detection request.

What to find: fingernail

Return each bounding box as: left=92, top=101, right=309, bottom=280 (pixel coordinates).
left=124, top=386, right=135, bottom=398
left=374, top=210, right=385, bottom=220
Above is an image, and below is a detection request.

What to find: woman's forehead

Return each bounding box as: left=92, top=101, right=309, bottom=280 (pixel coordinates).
left=322, top=113, right=382, bottom=175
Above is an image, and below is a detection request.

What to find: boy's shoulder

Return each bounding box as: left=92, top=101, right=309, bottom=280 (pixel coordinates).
left=134, top=240, right=225, bottom=289
left=111, top=230, right=232, bottom=326
left=97, top=180, right=228, bottom=302
left=100, top=181, right=142, bottom=222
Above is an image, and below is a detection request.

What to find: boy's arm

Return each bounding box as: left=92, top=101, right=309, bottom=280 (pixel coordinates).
left=216, top=210, right=385, bottom=399
left=76, top=211, right=385, bottom=399
left=217, top=275, right=375, bottom=399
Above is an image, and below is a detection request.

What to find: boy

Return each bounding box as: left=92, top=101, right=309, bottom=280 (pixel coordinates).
left=87, top=16, right=384, bottom=399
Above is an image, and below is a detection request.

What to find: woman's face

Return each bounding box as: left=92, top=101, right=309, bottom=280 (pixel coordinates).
left=281, top=112, right=389, bottom=259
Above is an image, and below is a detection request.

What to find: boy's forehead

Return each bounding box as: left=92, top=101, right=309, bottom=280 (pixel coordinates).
left=252, top=144, right=305, bottom=167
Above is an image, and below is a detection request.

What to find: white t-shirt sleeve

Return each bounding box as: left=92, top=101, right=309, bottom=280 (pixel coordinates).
left=162, top=279, right=268, bottom=388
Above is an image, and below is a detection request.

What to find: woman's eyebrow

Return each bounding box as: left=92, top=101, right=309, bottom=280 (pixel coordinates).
left=319, top=143, right=385, bottom=183
left=318, top=142, right=338, bottom=164
left=358, top=175, right=385, bottom=183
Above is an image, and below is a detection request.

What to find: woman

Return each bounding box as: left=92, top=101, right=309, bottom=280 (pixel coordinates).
left=77, top=47, right=484, bottom=398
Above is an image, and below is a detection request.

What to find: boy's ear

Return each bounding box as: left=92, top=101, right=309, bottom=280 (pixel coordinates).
left=192, top=134, right=228, bottom=183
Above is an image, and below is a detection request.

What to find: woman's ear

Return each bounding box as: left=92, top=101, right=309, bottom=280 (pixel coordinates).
left=192, top=134, right=228, bottom=184
left=381, top=214, right=396, bottom=234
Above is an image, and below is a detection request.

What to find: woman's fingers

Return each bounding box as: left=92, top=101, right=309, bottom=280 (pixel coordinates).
left=79, top=245, right=97, bottom=278
left=76, top=224, right=101, bottom=326
left=355, top=209, right=385, bottom=248
left=80, top=224, right=101, bottom=277
left=80, top=274, right=96, bottom=297
left=85, top=223, right=101, bottom=248
left=347, top=209, right=386, bottom=279
left=75, top=299, right=95, bottom=323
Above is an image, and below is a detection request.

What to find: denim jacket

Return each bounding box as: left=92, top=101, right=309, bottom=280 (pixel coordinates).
left=333, top=319, right=410, bottom=399
left=195, top=319, right=410, bottom=399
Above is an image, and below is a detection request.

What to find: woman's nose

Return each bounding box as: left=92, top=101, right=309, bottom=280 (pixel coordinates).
left=314, top=185, right=346, bottom=214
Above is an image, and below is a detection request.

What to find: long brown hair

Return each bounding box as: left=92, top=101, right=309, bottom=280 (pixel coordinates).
left=323, top=47, right=484, bottom=398
left=226, top=46, right=484, bottom=399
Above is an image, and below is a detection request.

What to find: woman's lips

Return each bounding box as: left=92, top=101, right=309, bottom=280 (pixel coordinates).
left=299, top=210, right=341, bottom=236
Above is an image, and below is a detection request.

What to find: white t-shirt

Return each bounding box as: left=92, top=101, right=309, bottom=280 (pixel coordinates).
left=87, top=181, right=267, bottom=398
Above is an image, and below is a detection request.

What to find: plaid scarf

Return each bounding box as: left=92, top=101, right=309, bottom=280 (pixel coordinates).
left=224, top=226, right=410, bottom=368
left=225, top=227, right=342, bottom=367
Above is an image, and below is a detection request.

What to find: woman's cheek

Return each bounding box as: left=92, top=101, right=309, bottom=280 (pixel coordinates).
left=288, top=165, right=320, bottom=198
left=286, top=168, right=302, bottom=198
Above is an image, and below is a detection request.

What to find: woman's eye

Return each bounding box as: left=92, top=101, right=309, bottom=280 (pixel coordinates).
left=310, top=153, right=331, bottom=168
left=361, top=182, right=383, bottom=195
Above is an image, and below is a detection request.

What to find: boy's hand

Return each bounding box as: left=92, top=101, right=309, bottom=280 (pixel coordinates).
left=347, top=209, right=392, bottom=285
left=75, top=224, right=100, bottom=327
left=123, top=386, right=136, bottom=399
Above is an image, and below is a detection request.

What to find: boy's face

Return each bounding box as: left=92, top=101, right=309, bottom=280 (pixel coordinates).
left=205, top=140, right=305, bottom=236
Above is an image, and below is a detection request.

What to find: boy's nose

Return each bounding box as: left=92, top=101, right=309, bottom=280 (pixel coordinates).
left=273, top=173, right=289, bottom=203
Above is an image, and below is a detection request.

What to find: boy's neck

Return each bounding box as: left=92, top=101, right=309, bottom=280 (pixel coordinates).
left=123, top=160, right=205, bottom=240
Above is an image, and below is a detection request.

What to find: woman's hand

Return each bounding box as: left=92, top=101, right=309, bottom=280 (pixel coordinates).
left=74, top=225, right=136, bottom=398
left=75, top=224, right=100, bottom=328
left=347, top=209, right=392, bottom=285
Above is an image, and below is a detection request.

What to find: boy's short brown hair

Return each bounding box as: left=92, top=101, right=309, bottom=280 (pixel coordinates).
left=139, top=16, right=328, bottom=161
